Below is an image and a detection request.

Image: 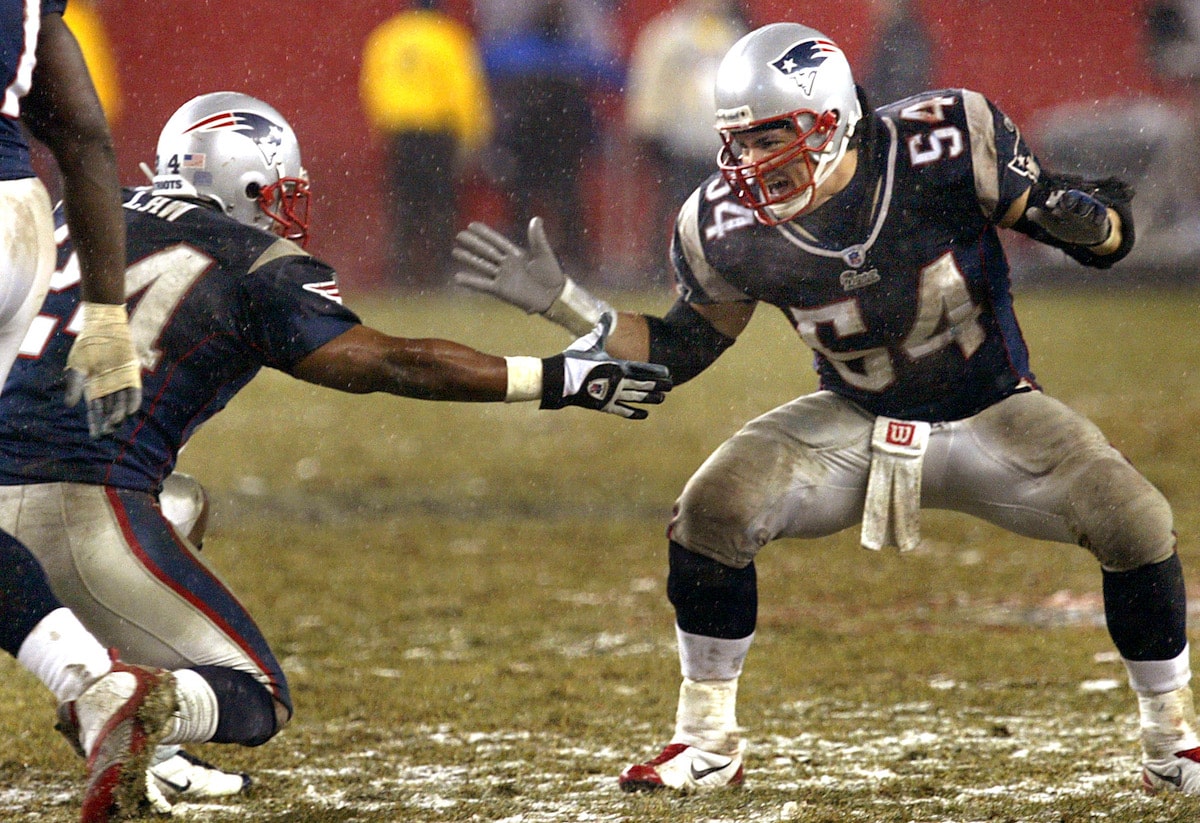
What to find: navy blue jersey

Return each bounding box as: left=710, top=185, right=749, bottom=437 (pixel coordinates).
left=672, top=88, right=1040, bottom=422
left=0, top=188, right=361, bottom=491
left=0, top=0, right=66, bottom=180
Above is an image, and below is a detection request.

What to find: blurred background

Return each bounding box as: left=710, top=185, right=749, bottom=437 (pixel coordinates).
left=55, top=0, right=1200, bottom=293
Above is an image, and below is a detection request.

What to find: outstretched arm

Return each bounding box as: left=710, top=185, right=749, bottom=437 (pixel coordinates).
left=453, top=219, right=752, bottom=383
left=292, top=319, right=672, bottom=420
left=293, top=325, right=509, bottom=401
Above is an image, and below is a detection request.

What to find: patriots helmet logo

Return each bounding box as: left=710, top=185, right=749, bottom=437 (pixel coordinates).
left=181, top=110, right=286, bottom=166
left=770, top=39, right=842, bottom=89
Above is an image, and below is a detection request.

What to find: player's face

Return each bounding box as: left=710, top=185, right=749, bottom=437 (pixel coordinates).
left=730, top=126, right=816, bottom=195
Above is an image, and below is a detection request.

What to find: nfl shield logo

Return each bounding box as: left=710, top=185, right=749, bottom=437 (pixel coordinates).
left=842, top=244, right=866, bottom=268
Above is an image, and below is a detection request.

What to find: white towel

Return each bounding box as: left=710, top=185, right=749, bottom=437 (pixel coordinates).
left=861, top=416, right=931, bottom=552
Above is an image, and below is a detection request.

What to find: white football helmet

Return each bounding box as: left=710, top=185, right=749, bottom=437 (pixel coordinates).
left=714, top=23, right=862, bottom=224
left=152, top=92, right=311, bottom=245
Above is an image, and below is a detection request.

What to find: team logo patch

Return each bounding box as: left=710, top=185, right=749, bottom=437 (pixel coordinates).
left=586, top=378, right=611, bottom=401
left=770, top=39, right=842, bottom=93
left=303, top=281, right=343, bottom=304
left=1007, top=152, right=1039, bottom=181
left=182, top=110, right=285, bottom=166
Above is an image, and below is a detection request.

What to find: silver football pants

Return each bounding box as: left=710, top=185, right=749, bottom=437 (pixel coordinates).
left=669, top=390, right=1174, bottom=571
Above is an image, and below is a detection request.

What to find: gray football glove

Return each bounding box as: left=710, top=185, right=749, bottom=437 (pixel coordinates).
left=64, top=302, right=143, bottom=438
left=1025, top=188, right=1112, bottom=247
left=453, top=217, right=613, bottom=337
left=540, top=315, right=671, bottom=420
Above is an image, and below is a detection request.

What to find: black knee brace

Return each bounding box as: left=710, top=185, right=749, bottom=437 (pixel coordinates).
left=666, top=541, right=757, bottom=639
left=190, top=666, right=281, bottom=747
left=1103, top=553, right=1188, bottom=661
left=0, top=529, right=61, bottom=656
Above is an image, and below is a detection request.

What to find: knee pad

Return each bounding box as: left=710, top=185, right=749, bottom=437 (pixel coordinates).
left=667, top=541, right=757, bottom=639
left=1065, top=450, right=1174, bottom=570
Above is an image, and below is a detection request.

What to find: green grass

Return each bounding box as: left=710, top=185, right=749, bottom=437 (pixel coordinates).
left=2, top=287, right=1200, bottom=821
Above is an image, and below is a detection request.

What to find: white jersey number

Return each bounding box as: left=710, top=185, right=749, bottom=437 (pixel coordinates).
left=20, top=242, right=213, bottom=371
left=788, top=253, right=984, bottom=391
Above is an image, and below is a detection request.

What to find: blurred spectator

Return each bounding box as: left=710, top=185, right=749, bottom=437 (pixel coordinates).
left=626, top=0, right=748, bottom=279
left=478, top=0, right=623, bottom=277
left=861, top=0, right=934, bottom=107
left=360, top=0, right=493, bottom=289
left=474, top=0, right=619, bottom=59
left=1018, top=1, right=1200, bottom=271
left=1147, top=0, right=1200, bottom=81
left=63, top=0, right=121, bottom=127
left=1132, top=0, right=1200, bottom=260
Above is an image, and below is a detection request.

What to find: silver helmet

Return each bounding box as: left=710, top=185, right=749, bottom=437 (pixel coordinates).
left=152, top=92, right=311, bottom=245
left=714, top=23, right=862, bottom=224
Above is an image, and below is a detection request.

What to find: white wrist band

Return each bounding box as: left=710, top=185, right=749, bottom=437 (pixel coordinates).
left=503, top=356, right=543, bottom=402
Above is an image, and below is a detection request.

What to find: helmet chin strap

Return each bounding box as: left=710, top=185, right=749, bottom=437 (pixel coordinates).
left=765, top=134, right=852, bottom=223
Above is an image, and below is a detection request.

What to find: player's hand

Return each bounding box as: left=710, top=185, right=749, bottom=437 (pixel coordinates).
left=1026, top=188, right=1112, bottom=246
left=453, top=217, right=613, bottom=337
left=539, top=314, right=671, bottom=420
left=64, top=302, right=143, bottom=438
left=454, top=217, right=564, bottom=313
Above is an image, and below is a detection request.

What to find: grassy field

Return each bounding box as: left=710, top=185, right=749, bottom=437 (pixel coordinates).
left=3, top=286, right=1200, bottom=822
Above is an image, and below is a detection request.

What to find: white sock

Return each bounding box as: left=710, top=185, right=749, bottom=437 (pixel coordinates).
left=159, top=668, right=220, bottom=745
left=16, top=607, right=111, bottom=703
left=1138, top=684, right=1200, bottom=759
left=676, top=625, right=754, bottom=681
left=672, top=677, right=742, bottom=755
left=1125, top=644, right=1191, bottom=696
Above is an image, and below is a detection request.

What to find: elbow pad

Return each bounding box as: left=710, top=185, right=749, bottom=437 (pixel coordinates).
left=646, top=301, right=737, bottom=384
left=1013, top=173, right=1136, bottom=269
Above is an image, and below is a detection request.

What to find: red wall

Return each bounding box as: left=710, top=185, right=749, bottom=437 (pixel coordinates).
left=97, top=0, right=1169, bottom=291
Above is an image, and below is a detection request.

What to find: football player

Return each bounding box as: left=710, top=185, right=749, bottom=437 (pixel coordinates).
left=453, top=22, right=1198, bottom=796
left=1, top=3, right=167, bottom=820
left=0, top=91, right=670, bottom=816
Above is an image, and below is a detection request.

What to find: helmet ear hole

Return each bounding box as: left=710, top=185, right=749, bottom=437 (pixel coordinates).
left=245, top=181, right=263, bottom=199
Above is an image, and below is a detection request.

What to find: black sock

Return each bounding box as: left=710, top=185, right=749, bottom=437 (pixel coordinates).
left=667, top=541, right=757, bottom=639
left=1103, top=553, right=1188, bottom=661
left=0, top=529, right=61, bottom=656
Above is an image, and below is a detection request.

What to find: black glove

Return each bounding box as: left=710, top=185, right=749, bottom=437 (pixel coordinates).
left=1025, top=187, right=1112, bottom=247
left=539, top=315, right=672, bottom=420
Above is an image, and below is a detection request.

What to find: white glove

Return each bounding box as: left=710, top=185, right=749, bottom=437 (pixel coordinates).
left=452, top=217, right=613, bottom=337
left=64, top=302, right=143, bottom=438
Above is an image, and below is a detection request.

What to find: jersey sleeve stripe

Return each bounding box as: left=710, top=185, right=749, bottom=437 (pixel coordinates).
left=963, top=89, right=1000, bottom=221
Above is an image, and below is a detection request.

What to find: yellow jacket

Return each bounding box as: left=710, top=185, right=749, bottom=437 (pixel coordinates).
left=359, top=11, right=493, bottom=153
left=64, top=0, right=121, bottom=125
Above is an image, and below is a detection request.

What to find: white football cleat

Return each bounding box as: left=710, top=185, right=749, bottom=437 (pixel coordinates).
left=619, top=742, right=744, bottom=792
left=65, top=652, right=178, bottom=822
left=1142, top=746, right=1200, bottom=794
left=150, top=747, right=251, bottom=798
